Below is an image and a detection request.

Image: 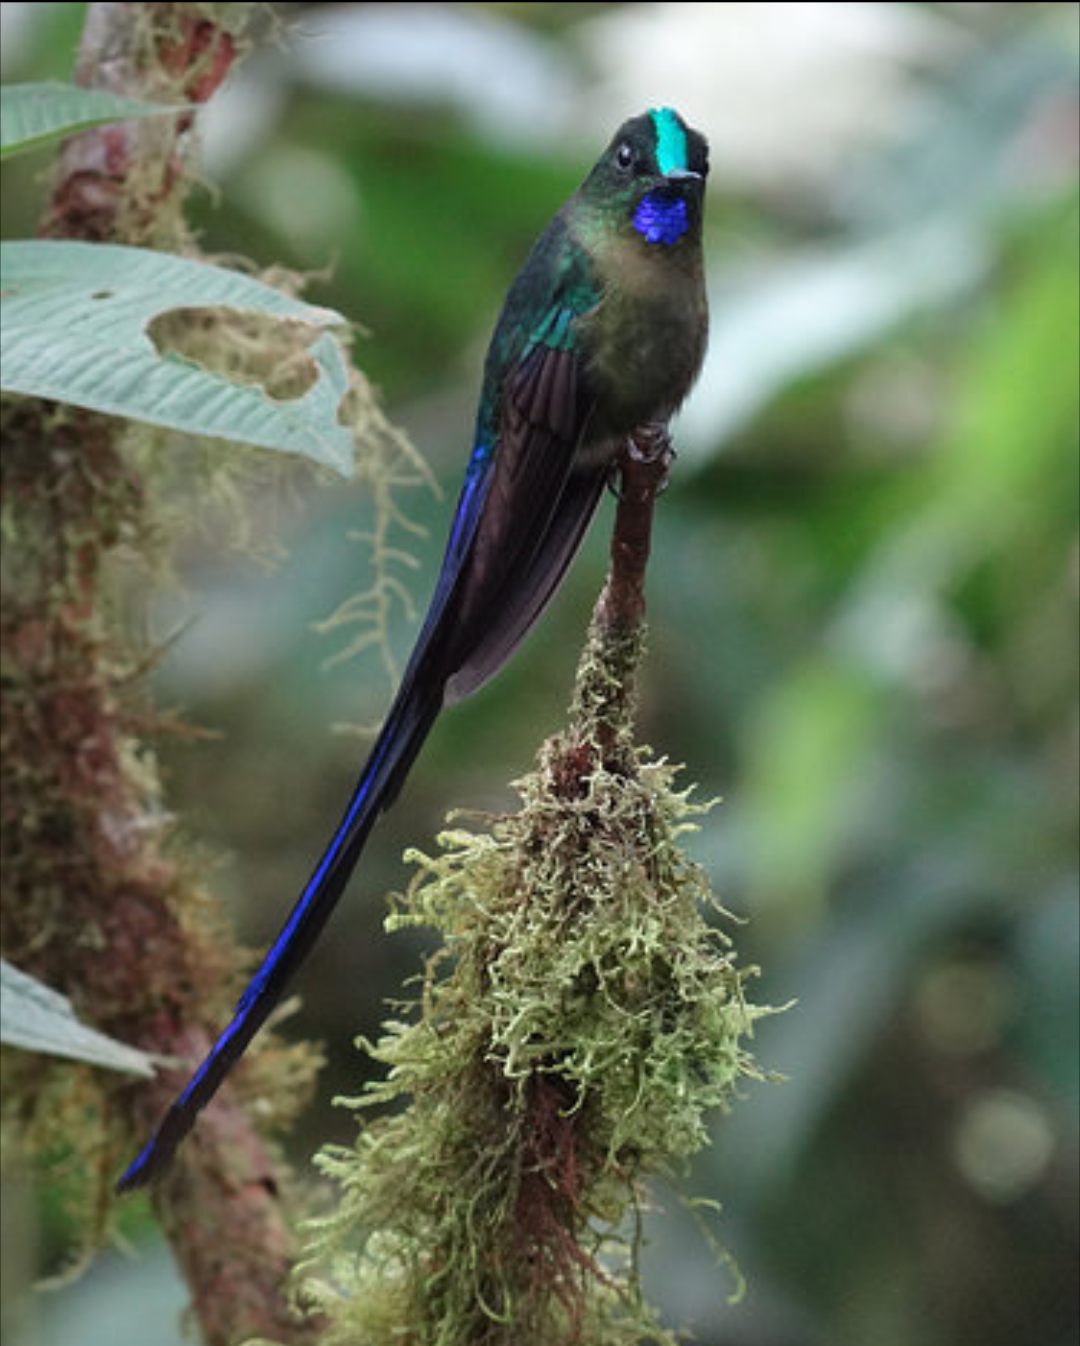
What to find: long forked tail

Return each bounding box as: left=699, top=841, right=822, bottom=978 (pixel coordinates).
left=116, top=680, right=442, bottom=1192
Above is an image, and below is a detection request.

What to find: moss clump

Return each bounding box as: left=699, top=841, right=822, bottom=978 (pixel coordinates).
left=294, top=616, right=777, bottom=1346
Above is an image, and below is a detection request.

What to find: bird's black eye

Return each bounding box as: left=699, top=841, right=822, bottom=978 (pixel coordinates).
left=615, top=142, right=635, bottom=172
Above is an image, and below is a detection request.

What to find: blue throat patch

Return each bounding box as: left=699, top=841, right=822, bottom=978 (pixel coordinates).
left=633, top=192, right=689, bottom=246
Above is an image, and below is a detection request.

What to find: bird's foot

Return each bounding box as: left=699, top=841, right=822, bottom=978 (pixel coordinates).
left=627, top=421, right=674, bottom=467
left=607, top=423, right=676, bottom=499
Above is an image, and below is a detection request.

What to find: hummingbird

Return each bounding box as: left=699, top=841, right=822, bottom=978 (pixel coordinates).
left=118, top=106, right=709, bottom=1191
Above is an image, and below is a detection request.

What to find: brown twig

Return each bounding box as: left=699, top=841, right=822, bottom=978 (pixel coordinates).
left=558, top=423, right=674, bottom=774
left=597, top=421, right=674, bottom=637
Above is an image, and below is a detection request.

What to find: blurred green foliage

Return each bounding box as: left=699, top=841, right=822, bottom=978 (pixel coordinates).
left=1, top=4, right=1076, bottom=1346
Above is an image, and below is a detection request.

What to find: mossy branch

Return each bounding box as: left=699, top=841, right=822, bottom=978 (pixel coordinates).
left=287, top=428, right=777, bottom=1346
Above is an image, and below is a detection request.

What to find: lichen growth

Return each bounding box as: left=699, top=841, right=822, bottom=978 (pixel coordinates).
left=289, top=614, right=778, bottom=1346
left=310, top=364, right=436, bottom=693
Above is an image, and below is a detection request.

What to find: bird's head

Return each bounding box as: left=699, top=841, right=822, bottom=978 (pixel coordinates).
left=580, top=107, right=709, bottom=249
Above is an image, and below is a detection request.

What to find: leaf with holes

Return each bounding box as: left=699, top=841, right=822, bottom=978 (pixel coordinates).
left=0, top=240, right=357, bottom=474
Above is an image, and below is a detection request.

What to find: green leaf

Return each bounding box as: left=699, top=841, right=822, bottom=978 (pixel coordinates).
left=0, top=959, right=155, bottom=1077
left=0, top=81, right=186, bottom=159
left=0, top=240, right=357, bottom=474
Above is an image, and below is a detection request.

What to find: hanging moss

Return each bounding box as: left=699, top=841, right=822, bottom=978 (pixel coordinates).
left=290, top=613, right=780, bottom=1346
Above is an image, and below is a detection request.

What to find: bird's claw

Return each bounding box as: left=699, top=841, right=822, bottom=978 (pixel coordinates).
left=627, top=422, right=674, bottom=466
left=606, top=424, right=676, bottom=499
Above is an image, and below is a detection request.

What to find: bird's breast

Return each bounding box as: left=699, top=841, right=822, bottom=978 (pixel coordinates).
left=578, top=235, right=707, bottom=447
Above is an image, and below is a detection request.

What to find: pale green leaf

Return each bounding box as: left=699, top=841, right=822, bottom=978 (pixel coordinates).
left=0, top=959, right=155, bottom=1077
left=0, top=81, right=186, bottom=159
left=0, top=240, right=357, bottom=474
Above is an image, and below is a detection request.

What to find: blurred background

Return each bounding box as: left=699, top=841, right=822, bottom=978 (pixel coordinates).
left=1, top=3, right=1077, bottom=1345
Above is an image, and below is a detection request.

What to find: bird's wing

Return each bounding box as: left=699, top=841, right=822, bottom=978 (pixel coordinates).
left=437, top=330, right=608, bottom=702
left=445, top=453, right=606, bottom=702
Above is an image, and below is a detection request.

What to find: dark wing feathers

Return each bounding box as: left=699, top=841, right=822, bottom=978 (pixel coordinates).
left=516, top=333, right=581, bottom=441
left=442, top=338, right=607, bottom=701
left=446, top=466, right=606, bottom=701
